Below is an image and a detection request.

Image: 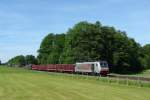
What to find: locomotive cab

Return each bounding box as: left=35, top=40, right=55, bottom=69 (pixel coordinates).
left=99, top=61, right=109, bottom=76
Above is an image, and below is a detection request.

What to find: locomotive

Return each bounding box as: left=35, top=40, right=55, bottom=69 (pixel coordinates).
left=32, top=61, right=109, bottom=76
left=75, top=61, right=109, bottom=75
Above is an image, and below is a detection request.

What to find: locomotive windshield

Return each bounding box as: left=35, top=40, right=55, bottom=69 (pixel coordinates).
left=100, top=62, right=108, bottom=68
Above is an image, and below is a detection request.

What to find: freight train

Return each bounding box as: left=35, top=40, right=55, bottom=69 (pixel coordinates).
left=32, top=61, right=109, bottom=76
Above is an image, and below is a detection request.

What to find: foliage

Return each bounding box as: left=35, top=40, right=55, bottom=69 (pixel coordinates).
left=140, top=44, right=150, bottom=69
left=61, top=21, right=142, bottom=73
left=8, top=55, right=37, bottom=67
left=112, top=32, right=142, bottom=73
left=37, top=21, right=148, bottom=74
left=61, top=21, right=102, bottom=63
left=25, top=55, right=38, bottom=65
left=37, top=33, right=65, bottom=64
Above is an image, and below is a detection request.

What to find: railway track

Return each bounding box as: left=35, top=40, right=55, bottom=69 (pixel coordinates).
left=108, top=74, right=150, bottom=82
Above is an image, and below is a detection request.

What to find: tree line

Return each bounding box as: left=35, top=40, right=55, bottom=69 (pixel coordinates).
left=7, top=55, right=37, bottom=67
left=7, top=21, right=150, bottom=74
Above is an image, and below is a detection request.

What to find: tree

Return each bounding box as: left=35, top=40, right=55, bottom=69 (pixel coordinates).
left=99, top=26, right=116, bottom=71
left=112, top=33, right=142, bottom=73
left=8, top=55, right=26, bottom=67
left=37, top=33, right=65, bottom=64
left=140, top=44, right=150, bottom=69
left=25, top=55, right=37, bottom=65
left=37, top=33, right=54, bottom=64
left=37, top=21, right=144, bottom=74
left=60, top=21, right=102, bottom=63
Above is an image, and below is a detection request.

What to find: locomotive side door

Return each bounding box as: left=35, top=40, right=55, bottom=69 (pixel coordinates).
left=91, top=64, right=94, bottom=72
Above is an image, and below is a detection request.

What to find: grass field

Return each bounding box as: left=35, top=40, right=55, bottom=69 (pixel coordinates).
left=111, top=69, right=150, bottom=78
left=133, top=69, right=150, bottom=78
left=0, top=66, right=150, bottom=100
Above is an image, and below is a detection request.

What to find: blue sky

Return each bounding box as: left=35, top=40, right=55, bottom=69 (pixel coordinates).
left=0, top=0, right=150, bottom=62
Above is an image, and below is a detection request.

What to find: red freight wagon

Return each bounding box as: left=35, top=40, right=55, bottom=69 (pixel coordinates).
left=63, top=64, right=75, bottom=72
left=47, top=64, right=57, bottom=72
left=38, top=65, right=47, bottom=71
left=56, top=64, right=75, bottom=72
left=55, top=64, right=63, bottom=72
left=32, top=65, right=39, bottom=70
left=32, top=64, right=75, bottom=73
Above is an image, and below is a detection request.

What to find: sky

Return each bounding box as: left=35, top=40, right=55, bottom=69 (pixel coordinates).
left=0, top=0, right=150, bottom=63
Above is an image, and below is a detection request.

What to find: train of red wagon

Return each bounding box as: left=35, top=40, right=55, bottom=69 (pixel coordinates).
left=32, top=61, right=109, bottom=76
